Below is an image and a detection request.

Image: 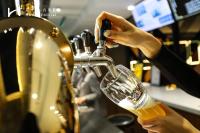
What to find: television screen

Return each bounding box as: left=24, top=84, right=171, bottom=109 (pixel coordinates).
left=132, top=0, right=174, bottom=31
left=168, top=0, right=200, bottom=20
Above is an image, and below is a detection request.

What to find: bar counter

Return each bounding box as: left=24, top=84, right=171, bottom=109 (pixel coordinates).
left=145, top=84, right=200, bottom=115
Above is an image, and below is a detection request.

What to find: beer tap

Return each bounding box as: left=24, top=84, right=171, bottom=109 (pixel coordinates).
left=70, top=40, right=76, bottom=55
left=74, top=19, right=118, bottom=78
left=97, top=19, right=111, bottom=56
left=71, top=35, right=84, bottom=71
left=81, top=29, right=92, bottom=55
left=80, top=30, right=102, bottom=76
left=72, top=35, right=83, bottom=56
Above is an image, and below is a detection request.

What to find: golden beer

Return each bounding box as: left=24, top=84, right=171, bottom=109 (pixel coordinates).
left=118, top=96, right=166, bottom=121
left=136, top=103, right=166, bottom=121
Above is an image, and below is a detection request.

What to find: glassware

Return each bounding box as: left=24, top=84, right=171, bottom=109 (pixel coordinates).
left=100, top=65, right=166, bottom=121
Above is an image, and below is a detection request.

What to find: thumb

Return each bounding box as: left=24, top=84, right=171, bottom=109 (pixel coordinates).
left=104, top=30, right=127, bottom=41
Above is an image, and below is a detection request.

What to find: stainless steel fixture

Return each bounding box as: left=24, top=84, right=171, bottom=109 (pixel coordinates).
left=72, top=28, right=118, bottom=78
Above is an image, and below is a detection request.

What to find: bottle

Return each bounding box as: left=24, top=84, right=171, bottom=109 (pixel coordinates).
left=100, top=65, right=166, bottom=121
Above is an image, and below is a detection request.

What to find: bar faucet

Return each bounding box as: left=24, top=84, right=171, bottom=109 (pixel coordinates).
left=72, top=35, right=83, bottom=56
left=81, top=29, right=92, bottom=55
left=72, top=19, right=118, bottom=78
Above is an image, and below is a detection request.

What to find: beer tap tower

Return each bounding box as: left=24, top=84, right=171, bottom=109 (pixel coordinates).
left=71, top=20, right=118, bottom=78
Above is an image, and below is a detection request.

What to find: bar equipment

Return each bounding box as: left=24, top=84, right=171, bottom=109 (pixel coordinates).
left=72, top=20, right=118, bottom=78
left=0, top=0, right=79, bottom=132
left=72, top=19, right=166, bottom=121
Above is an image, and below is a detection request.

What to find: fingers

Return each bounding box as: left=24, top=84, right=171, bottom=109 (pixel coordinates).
left=104, top=30, right=125, bottom=42
left=112, top=25, right=123, bottom=32
left=138, top=117, right=161, bottom=133
left=94, top=23, right=99, bottom=43
left=95, top=11, right=126, bottom=43
left=105, top=41, right=119, bottom=48
left=144, top=126, right=160, bottom=133
left=105, top=41, right=113, bottom=48
left=159, top=103, right=177, bottom=115
left=96, top=11, right=135, bottom=31
left=103, top=30, right=134, bottom=48
left=96, top=11, right=124, bottom=28
left=137, top=117, right=159, bottom=126
left=148, top=131, right=156, bottom=133
left=95, top=25, right=122, bottom=43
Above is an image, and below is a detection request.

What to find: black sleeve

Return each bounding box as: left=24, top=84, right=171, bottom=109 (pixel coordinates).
left=149, top=45, right=200, bottom=98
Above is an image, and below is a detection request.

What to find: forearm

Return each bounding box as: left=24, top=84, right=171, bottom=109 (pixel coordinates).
left=138, top=34, right=162, bottom=59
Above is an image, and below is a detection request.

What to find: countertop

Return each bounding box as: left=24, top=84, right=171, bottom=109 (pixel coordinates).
left=145, top=84, right=200, bottom=115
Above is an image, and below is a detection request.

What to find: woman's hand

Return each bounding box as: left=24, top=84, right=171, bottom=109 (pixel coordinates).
left=95, top=11, right=162, bottom=58
left=137, top=104, right=200, bottom=133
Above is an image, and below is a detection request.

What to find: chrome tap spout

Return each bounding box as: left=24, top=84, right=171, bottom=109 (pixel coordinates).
left=74, top=55, right=118, bottom=78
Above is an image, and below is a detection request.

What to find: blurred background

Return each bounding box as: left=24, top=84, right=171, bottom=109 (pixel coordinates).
left=0, top=0, right=200, bottom=133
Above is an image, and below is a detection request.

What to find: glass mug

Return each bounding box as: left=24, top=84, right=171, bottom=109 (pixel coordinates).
left=100, top=65, right=166, bottom=121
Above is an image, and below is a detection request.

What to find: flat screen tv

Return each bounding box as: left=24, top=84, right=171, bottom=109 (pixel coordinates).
left=132, top=0, right=174, bottom=31
left=168, top=0, right=200, bottom=20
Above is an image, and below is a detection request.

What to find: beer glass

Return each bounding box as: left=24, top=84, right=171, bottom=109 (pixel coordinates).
left=100, top=65, right=166, bottom=121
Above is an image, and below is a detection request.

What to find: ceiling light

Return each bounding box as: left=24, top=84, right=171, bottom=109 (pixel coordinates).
left=127, top=5, right=135, bottom=11
left=56, top=8, right=61, bottom=13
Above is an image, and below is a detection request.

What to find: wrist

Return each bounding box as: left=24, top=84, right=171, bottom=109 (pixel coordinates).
left=138, top=37, right=162, bottom=59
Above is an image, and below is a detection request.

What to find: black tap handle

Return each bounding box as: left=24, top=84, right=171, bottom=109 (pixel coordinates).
left=100, top=19, right=111, bottom=41
left=73, top=35, right=83, bottom=50
left=70, top=40, right=76, bottom=54
left=81, top=29, right=94, bottom=47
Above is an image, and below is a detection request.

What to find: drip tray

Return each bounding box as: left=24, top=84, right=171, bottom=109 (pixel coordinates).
left=107, top=114, right=135, bottom=126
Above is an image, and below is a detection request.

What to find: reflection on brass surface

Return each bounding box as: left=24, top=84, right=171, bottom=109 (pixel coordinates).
left=0, top=16, right=74, bottom=71
left=25, top=3, right=34, bottom=13
left=20, top=3, right=34, bottom=16
left=50, top=27, right=60, bottom=38
left=6, top=92, right=22, bottom=102
left=16, top=0, right=35, bottom=16
left=0, top=17, right=79, bottom=133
